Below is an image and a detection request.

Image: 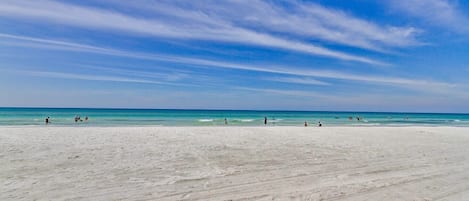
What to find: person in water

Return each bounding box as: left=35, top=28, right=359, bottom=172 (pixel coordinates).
left=45, top=117, right=50, bottom=124
left=75, top=115, right=84, bottom=122
left=224, top=118, right=228, bottom=125
left=264, top=117, right=267, bottom=125
left=304, top=121, right=308, bottom=127
left=318, top=121, right=322, bottom=127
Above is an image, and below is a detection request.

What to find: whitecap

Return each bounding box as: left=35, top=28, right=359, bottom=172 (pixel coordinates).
left=270, top=119, right=282, bottom=123
left=198, top=119, right=213, bottom=122
left=240, top=119, right=254, bottom=122
left=351, top=123, right=381, bottom=126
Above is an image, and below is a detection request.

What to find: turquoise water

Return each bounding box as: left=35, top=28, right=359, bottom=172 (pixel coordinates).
left=1, top=108, right=468, bottom=126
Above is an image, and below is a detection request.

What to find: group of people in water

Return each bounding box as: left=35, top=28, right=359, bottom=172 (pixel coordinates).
left=43, top=115, right=407, bottom=125
left=44, top=116, right=333, bottom=126
left=74, top=115, right=89, bottom=123
left=348, top=116, right=362, bottom=121
left=221, top=116, right=323, bottom=127
left=44, top=115, right=89, bottom=124
left=303, top=121, right=322, bottom=127
left=264, top=116, right=323, bottom=127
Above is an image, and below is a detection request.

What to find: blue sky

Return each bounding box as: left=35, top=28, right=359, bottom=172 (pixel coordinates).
left=1, top=0, right=469, bottom=112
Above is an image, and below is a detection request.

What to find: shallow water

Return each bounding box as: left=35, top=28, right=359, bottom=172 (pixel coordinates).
left=1, top=107, right=468, bottom=126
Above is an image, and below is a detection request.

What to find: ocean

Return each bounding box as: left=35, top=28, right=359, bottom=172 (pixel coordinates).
left=0, top=107, right=468, bottom=126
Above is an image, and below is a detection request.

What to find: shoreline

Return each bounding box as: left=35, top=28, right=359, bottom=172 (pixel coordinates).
left=2, top=125, right=469, bottom=128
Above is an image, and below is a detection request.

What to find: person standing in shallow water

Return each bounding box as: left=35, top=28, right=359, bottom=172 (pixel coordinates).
left=45, top=117, right=50, bottom=124
left=224, top=118, right=228, bottom=125
left=264, top=117, right=267, bottom=125
left=304, top=121, right=308, bottom=127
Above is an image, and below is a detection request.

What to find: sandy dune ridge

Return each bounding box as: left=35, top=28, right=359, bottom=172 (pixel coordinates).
left=1, top=126, right=469, bottom=200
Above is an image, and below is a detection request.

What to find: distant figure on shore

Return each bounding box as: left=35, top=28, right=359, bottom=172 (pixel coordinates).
left=224, top=118, right=228, bottom=125
left=318, top=121, right=322, bottom=127
left=45, top=117, right=50, bottom=124
left=304, top=121, right=308, bottom=127
left=264, top=117, right=267, bottom=125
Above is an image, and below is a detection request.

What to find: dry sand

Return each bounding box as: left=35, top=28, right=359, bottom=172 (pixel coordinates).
left=1, top=126, right=469, bottom=201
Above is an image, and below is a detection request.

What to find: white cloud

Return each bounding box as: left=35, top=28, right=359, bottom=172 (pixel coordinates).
left=76, top=64, right=190, bottom=82
left=0, top=0, right=394, bottom=65
left=5, top=69, right=192, bottom=87
left=263, top=77, right=330, bottom=86
left=388, top=0, right=469, bottom=33
left=0, top=33, right=108, bottom=52
left=115, top=0, right=421, bottom=50
left=230, top=85, right=469, bottom=113
left=0, top=33, right=456, bottom=93
left=233, top=87, right=328, bottom=99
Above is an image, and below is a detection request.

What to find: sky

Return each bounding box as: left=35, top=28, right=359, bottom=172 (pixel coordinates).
left=1, top=0, right=469, bottom=112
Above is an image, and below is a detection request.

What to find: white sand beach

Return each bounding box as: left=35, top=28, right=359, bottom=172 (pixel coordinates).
left=1, top=126, right=469, bottom=201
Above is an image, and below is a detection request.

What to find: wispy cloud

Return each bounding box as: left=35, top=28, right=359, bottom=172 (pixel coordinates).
left=388, top=0, right=469, bottom=33
left=112, top=0, right=421, bottom=51
left=232, top=85, right=469, bottom=112
left=0, top=33, right=455, bottom=93
left=76, top=64, right=190, bottom=82
left=233, top=86, right=327, bottom=98
left=0, top=33, right=108, bottom=52
left=263, top=76, right=330, bottom=86
left=290, top=1, right=421, bottom=48
left=5, top=69, right=191, bottom=86
left=0, top=0, right=391, bottom=65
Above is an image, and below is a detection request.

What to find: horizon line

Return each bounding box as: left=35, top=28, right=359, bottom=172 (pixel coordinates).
left=1, top=107, right=468, bottom=115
